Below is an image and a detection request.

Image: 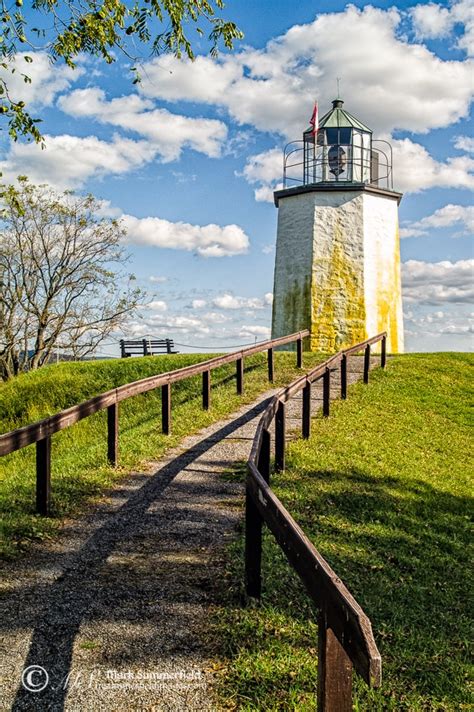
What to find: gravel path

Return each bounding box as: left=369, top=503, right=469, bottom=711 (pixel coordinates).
left=0, top=357, right=371, bottom=711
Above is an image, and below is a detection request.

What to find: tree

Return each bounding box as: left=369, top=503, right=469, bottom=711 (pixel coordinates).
left=0, top=178, right=144, bottom=379
left=0, top=0, right=242, bottom=143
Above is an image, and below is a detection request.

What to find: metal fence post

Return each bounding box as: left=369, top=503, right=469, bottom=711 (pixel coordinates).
left=162, top=383, right=171, bottom=434
left=107, top=402, right=118, bottom=466
left=275, top=401, right=286, bottom=471
left=381, top=336, right=386, bottom=369
left=36, top=435, right=51, bottom=516
left=364, top=344, right=371, bottom=384
left=203, top=370, right=211, bottom=410
left=317, top=610, right=353, bottom=711
left=302, top=381, right=311, bottom=439
left=236, top=357, right=244, bottom=395
left=340, top=355, right=347, bottom=400
left=323, top=368, right=330, bottom=417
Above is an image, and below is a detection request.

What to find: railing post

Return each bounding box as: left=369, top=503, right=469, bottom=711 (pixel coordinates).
left=275, top=401, right=286, bottom=471
left=297, top=337, right=303, bottom=368
left=258, top=429, right=271, bottom=483
left=323, top=368, right=330, bottom=417
left=302, top=381, right=311, bottom=439
left=245, top=428, right=271, bottom=598
left=142, top=338, right=148, bottom=356
left=364, top=344, right=371, bottom=384
left=381, top=335, right=387, bottom=369
left=162, top=383, right=171, bottom=434
left=267, top=347, right=274, bottom=383
left=236, top=357, right=244, bottom=395
left=107, top=402, right=118, bottom=466
left=317, top=610, right=353, bottom=711
left=203, top=370, right=211, bottom=410
left=245, top=482, right=262, bottom=598
left=340, top=355, right=347, bottom=400
left=36, top=435, right=51, bottom=516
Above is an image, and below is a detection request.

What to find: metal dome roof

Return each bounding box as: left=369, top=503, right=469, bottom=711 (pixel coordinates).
left=315, top=99, right=372, bottom=133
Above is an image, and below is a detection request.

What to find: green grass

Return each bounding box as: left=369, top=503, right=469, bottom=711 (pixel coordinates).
left=212, top=353, right=473, bottom=711
left=0, top=351, right=324, bottom=558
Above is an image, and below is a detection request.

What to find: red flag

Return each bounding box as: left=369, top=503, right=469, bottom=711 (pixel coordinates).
left=309, top=102, right=318, bottom=138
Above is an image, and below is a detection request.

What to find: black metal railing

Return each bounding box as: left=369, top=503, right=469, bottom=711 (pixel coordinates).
left=283, top=140, right=393, bottom=190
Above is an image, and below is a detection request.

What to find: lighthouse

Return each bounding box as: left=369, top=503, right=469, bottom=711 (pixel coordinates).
left=271, top=99, right=404, bottom=353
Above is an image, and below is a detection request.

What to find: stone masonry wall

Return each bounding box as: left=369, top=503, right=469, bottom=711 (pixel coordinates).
left=271, top=188, right=404, bottom=353
left=363, top=192, right=404, bottom=353
left=271, top=192, right=314, bottom=348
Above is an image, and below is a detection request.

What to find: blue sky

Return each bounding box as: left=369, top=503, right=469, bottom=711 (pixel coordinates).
left=1, top=0, right=472, bottom=353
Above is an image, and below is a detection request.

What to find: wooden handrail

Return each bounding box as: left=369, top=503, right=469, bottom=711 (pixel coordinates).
left=245, top=332, right=387, bottom=710
left=0, top=330, right=309, bottom=514
left=0, top=331, right=308, bottom=457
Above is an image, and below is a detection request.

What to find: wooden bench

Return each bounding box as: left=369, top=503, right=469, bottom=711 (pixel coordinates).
left=120, top=338, right=178, bottom=357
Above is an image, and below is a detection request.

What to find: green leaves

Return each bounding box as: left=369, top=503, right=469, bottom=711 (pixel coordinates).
left=0, top=0, right=243, bottom=142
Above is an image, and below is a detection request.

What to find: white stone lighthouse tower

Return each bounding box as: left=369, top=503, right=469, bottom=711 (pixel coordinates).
left=271, top=99, right=404, bottom=353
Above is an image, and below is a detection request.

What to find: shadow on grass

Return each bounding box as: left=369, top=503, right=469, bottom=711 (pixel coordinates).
left=216, top=466, right=471, bottom=709
left=6, top=397, right=272, bottom=712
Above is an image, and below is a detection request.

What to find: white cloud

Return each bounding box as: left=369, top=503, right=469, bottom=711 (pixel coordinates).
left=436, top=323, right=473, bottom=335
left=242, top=148, right=284, bottom=201
left=147, top=314, right=210, bottom=334
left=454, top=135, right=474, bottom=153
left=0, top=133, right=152, bottom=189
left=404, top=308, right=473, bottom=341
left=402, top=259, right=474, bottom=304
left=410, top=1, right=474, bottom=56
left=243, top=148, right=282, bottom=184
left=146, top=300, right=167, bottom=312
left=140, top=5, right=472, bottom=138
left=149, top=275, right=168, bottom=283
left=391, top=138, right=474, bottom=193
left=212, top=293, right=267, bottom=309
left=254, top=185, right=281, bottom=203
left=201, top=311, right=229, bottom=323
left=192, top=299, right=207, bottom=309
left=122, top=214, right=249, bottom=257
left=400, top=204, right=474, bottom=237
left=0, top=52, right=84, bottom=108
left=410, top=3, right=454, bottom=39
left=264, top=292, right=274, bottom=306
left=239, top=325, right=271, bottom=339
left=58, top=87, right=228, bottom=161
left=453, top=0, right=474, bottom=56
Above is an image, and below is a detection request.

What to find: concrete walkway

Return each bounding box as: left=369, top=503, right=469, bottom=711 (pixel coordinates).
left=0, top=357, right=369, bottom=711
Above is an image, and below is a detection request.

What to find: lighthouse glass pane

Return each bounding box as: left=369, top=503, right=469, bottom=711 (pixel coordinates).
left=361, top=132, right=371, bottom=182
left=339, top=128, right=352, bottom=144
left=352, top=130, right=370, bottom=182
left=352, top=130, right=361, bottom=181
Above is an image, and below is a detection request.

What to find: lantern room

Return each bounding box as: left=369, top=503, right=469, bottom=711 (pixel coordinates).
left=272, top=97, right=404, bottom=355
left=284, top=99, right=393, bottom=190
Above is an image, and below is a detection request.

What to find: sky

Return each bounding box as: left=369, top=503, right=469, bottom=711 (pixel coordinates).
left=1, top=0, right=472, bottom=354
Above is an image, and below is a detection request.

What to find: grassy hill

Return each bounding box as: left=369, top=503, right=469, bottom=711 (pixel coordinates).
left=213, top=353, right=473, bottom=711
left=0, top=351, right=323, bottom=558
